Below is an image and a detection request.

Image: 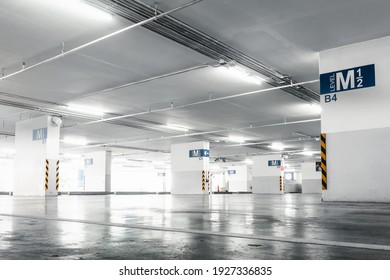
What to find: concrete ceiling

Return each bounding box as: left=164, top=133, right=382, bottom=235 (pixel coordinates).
left=1, top=0, right=389, bottom=165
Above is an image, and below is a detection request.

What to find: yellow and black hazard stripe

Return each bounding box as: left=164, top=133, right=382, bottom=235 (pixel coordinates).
left=201, top=170, right=206, bottom=191
left=279, top=176, right=283, bottom=192
left=45, top=159, right=49, bottom=190
left=207, top=171, right=210, bottom=191
left=321, top=133, right=327, bottom=190
left=56, top=160, right=60, bottom=191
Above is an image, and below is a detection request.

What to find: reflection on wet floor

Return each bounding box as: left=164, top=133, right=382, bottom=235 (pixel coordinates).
left=0, top=193, right=390, bottom=259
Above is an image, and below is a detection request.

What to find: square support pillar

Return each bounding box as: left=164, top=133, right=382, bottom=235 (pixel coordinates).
left=171, top=141, right=209, bottom=195
left=14, top=116, right=60, bottom=196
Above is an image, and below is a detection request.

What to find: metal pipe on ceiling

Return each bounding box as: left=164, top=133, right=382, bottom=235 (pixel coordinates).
left=63, top=63, right=211, bottom=103
left=90, top=0, right=319, bottom=102
left=0, top=0, right=203, bottom=82
left=65, top=78, right=320, bottom=128
left=64, top=117, right=320, bottom=151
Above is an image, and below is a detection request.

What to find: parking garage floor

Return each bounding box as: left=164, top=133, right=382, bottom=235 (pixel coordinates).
left=0, top=194, right=390, bottom=260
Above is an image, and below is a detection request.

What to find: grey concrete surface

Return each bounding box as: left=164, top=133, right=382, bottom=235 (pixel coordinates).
left=0, top=194, right=390, bottom=260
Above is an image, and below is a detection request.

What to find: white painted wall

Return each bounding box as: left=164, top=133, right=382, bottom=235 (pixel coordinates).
left=323, top=127, right=390, bottom=202
left=252, top=154, right=283, bottom=194
left=0, top=158, right=14, bottom=192
left=301, top=162, right=321, bottom=193
left=84, top=151, right=111, bottom=192
left=111, top=168, right=169, bottom=192
left=320, top=36, right=390, bottom=202
left=227, top=165, right=249, bottom=192
left=321, top=36, right=390, bottom=133
left=59, top=159, right=85, bottom=191
left=171, top=141, right=209, bottom=194
left=14, top=116, right=60, bottom=196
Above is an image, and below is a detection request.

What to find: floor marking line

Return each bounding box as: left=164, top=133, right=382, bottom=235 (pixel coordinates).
left=1, top=213, right=390, bottom=252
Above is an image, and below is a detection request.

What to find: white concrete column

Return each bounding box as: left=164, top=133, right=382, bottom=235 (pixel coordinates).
left=252, top=154, right=283, bottom=194
left=301, top=162, right=321, bottom=194
left=171, top=141, right=209, bottom=195
left=14, top=116, right=60, bottom=196
left=84, top=151, right=111, bottom=192
left=320, top=36, right=390, bottom=202
left=227, top=165, right=249, bottom=192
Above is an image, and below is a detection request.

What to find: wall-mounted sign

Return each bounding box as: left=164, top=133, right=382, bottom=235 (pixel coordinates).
left=189, top=149, right=209, bottom=158
left=228, top=170, right=236, bottom=175
left=268, top=160, right=281, bottom=167
left=157, top=173, right=166, bottom=177
left=320, top=64, right=375, bottom=96
left=32, top=127, right=48, bottom=141
left=84, top=158, right=94, bottom=165
left=316, top=161, right=322, bottom=172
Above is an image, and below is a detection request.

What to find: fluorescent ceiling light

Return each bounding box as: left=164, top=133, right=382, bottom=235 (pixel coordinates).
left=68, top=104, right=105, bottom=117
left=227, top=66, right=264, bottom=85
left=268, top=142, right=284, bottom=150
left=301, top=151, right=315, bottom=156
left=244, top=159, right=253, bottom=165
left=228, top=136, right=245, bottom=143
left=306, top=103, right=322, bottom=114
left=63, top=136, right=88, bottom=146
left=0, top=148, right=15, bottom=154
left=40, top=0, right=113, bottom=21
left=165, top=124, right=189, bottom=132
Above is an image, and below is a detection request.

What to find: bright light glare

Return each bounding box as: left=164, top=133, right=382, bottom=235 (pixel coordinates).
left=268, top=142, right=284, bottom=150
left=63, top=136, right=88, bottom=146
left=244, top=159, right=253, bottom=165
left=40, top=0, right=113, bottom=21
left=165, top=124, right=189, bottom=132
left=220, top=66, right=264, bottom=85
left=228, top=136, right=245, bottom=143
left=68, top=105, right=105, bottom=117
left=0, top=148, right=15, bottom=154
left=308, top=103, right=322, bottom=114
left=301, top=151, right=315, bottom=156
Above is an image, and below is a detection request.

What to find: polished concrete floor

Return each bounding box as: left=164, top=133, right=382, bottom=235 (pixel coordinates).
left=0, top=194, right=390, bottom=260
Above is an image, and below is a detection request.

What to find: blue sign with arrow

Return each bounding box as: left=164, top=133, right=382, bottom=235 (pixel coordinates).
left=189, top=149, right=210, bottom=158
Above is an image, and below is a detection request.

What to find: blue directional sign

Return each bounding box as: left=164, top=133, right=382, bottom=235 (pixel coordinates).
left=32, top=127, right=48, bottom=141
left=228, top=170, right=236, bottom=175
left=268, top=160, right=281, bottom=167
left=189, top=149, right=210, bottom=158
left=320, top=64, right=375, bottom=95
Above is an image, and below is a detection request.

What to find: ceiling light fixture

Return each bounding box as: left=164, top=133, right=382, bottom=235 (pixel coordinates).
left=44, top=0, right=113, bottom=21
left=165, top=124, right=189, bottom=132
left=309, top=103, right=322, bottom=114
left=68, top=105, right=105, bottom=117
left=301, top=151, right=315, bottom=156
left=268, top=142, right=284, bottom=151
left=220, top=63, right=264, bottom=85
left=228, top=136, right=245, bottom=143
